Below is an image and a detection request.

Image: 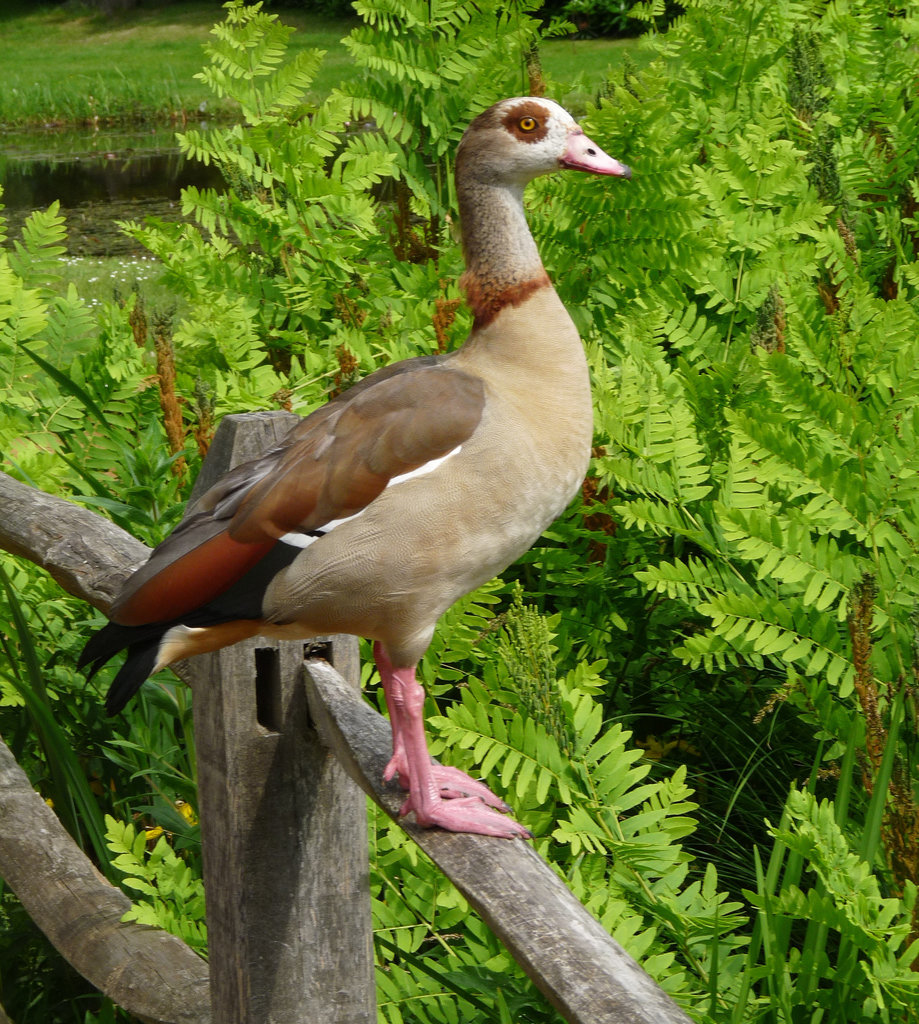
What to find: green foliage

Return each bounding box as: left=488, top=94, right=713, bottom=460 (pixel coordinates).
left=0, top=186, right=201, bottom=1024
left=105, top=815, right=207, bottom=956
left=530, top=0, right=919, bottom=1015
left=371, top=800, right=554, bottom=1023
left=369, top=585, right=747, bottom=1020
left=561, top=0, right=650, bottom=39
left=4, top=1, right=919, bottom=1021
left=0, top=561, right=112, bottom=873
left=124, top=0, right=457, bottom=424
left=426, top=589, right=749, bottom=1017
left=343, top=0, right=546, bottom=222
left=0, top=194, right=189, bottom=543
left=744, top=789, right=919, bottom=1023
left=573, top=0, right=919, bottom=791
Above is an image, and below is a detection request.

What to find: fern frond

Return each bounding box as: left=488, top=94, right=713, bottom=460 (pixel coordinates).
left=8, top=203, right=68, bottom=291
left=683, top=591, right=855, bottom=694
left=105, top=815, right=207, bottom=954
left=597, top=358, right=712, bottom=506
left=727, top=409, right=869, bottom=539
left=717, top=506, right=859, bottom=612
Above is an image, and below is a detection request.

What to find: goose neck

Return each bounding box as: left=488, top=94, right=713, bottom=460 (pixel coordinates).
left=457, top=178, right=549, bottom=329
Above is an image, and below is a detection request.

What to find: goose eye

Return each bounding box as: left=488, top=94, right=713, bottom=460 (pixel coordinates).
left=518, top=116, right=539, bottom=133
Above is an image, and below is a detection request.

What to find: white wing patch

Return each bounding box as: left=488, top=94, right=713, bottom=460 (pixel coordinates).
left=278, top=531, right=323, bottom=549
left=387, top=446, right=462, bottom=487
left=279, top=445, right=462, bottom=549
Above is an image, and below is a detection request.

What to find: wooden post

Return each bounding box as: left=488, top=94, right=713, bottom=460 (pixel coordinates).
left=188, top=413, right=375, bottom=1024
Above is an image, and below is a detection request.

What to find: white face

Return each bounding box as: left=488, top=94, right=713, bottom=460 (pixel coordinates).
left=460, top=97, right=631, bottom=186
left=489, top=97, right=579, bottom=183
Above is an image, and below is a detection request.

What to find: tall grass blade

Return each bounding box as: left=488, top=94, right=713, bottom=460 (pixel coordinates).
left=0, top=564, right=112, bottom=874
left=860, top=685, right=904, bottom=865
left=18, top=343, right=108, bottom=429
left=795, top=717, right=860, bottom=1007
left=833, top=712, right=860, bottom=829
left=753, top=843, right=793, bottom=1022
left=829, top=685, right=908, bottom=1016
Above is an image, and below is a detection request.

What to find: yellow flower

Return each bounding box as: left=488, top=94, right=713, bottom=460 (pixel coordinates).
left=176, top=800, right=198, bottom=826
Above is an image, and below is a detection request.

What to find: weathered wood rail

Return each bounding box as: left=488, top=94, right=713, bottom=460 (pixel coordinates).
left=0, top=412, right=694, bottom=1024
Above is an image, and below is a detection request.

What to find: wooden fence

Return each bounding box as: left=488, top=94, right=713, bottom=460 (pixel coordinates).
left=0, top=412, right=694, bottom=1024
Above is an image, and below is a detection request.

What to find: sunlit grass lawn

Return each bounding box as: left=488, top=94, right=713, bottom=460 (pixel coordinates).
left=0, top=1, right=651, bottom=127
left=0, top=2, right=360, bottom=126
left=542, top=34, right=655, bottom=113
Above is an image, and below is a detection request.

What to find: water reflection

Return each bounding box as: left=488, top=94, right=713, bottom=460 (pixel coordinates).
left=0, top=124, right=225, bottom=256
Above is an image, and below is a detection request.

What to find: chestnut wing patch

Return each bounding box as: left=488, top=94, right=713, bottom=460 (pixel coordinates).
left=111, top=523, right=276, bottom=626
left=110, top=363, right=484, bottom=627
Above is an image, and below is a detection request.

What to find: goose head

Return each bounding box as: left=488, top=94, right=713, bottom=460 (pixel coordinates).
left=455, top=97, right=631, bottom=189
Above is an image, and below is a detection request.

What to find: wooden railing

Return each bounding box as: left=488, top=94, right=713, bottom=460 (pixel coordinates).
left=0, top=412, right=693, bottom=1024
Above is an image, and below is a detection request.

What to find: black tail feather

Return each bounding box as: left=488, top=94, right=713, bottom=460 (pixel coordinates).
left=80, top=540, right=302, bottom=714
left=105, top=639, right=164, bottom=714
left=78, top=620, right=170, bottom=714
left=78, top=621, right=157, bottom=677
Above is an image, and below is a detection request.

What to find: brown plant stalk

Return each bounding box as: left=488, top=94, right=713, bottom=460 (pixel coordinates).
left=152, top=315, right=187, bottom=484
left=847, top=575, right=919, bottom=950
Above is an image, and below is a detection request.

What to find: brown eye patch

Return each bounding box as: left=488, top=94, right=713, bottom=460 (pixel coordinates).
left=501, top=101, right=550, bottom=143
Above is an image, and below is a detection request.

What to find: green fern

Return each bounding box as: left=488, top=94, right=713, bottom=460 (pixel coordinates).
left=8, top=201, right=69, bottom=288
left=105, top=815, right=207, bottom=956
left=344, top=0, right=547, bottom=221
left=747, top=789, right=919, bottom=1023
left=427, top=593, right=749, bottom=1014
left=540, top=3, right=919, bottom=1015
left=196, top=0, right=322, bottom=122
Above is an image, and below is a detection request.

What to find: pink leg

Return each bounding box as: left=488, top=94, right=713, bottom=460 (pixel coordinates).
left=375, top=642, right=496, bottom=800
left=373, top=644, right=530, bottom=838
left=376, top=650, right=408, bottom=785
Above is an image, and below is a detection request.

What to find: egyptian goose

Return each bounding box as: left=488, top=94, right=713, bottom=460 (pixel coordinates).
left=81, top=98, right=630, bottom=838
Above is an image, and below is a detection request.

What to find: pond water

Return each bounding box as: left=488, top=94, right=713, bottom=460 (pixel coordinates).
left=0, top=123, right=225, bottom=256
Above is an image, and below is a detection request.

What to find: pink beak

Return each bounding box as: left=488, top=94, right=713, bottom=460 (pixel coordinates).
left=560, top=129, right=631, bottom=178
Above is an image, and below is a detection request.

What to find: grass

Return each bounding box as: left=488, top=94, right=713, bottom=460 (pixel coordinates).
left=0, top=2, right=360, bottom=126
left=0, top=1, right=652, bottom=127
left=542, top=34, right=655, bottom=114
left=57, top=254, right=179, bottom=310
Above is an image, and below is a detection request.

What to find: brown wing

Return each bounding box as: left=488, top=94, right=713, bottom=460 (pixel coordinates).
left=228, top=363, right=484, bottom=542
left=110, top=360, right=485, bottom=626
